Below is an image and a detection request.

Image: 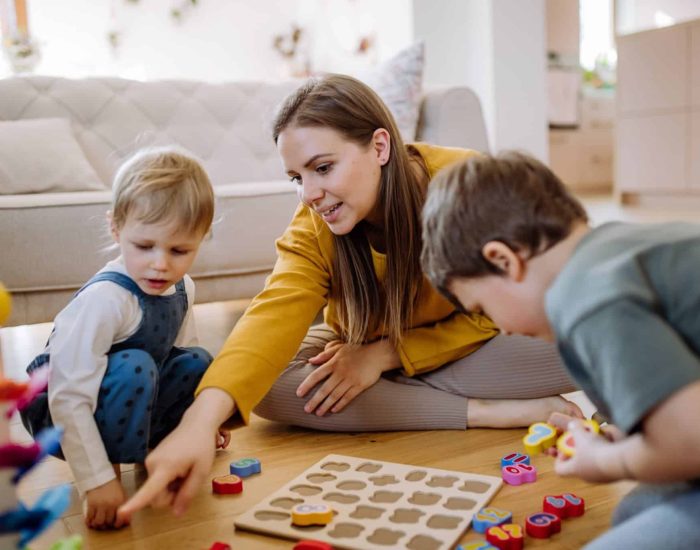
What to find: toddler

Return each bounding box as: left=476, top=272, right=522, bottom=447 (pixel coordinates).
left=21, top=147, right=225, bottom=529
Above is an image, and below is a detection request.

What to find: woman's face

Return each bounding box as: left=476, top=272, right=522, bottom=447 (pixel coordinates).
left=277, top=125, right=390, bottom=235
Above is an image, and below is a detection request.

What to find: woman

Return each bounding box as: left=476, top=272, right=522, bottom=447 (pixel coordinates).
left=118, top=75, right=579, bottom=519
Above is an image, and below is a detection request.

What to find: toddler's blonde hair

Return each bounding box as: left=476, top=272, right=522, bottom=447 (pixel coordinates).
left=111, top=146, right=214, bottom=237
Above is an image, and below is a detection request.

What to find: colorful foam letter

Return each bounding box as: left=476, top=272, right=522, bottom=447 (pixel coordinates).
left=485, top=523, right=524, bottom=550
left=543, top=493, right=585, bottom=518
left=500, top=453, right=530, bottom=468
left=229, top=457, right=261, bottom=478
left=501, top=464, right=537, bottom=485
left=294, top=541, right=334, bottom=550
left=457, top=541, right=498, bottom=550
left=525, top=512, right=561, bottom=538
left=472, top=507, right=513, bottom=533
left=212, top=474, right=243, bottom=494
left=523, top=422, right=557, bottom=454
left=291, top=503, right=334, bottom=526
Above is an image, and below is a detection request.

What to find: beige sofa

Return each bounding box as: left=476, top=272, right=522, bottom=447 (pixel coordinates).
left=0, top=76, right=489, bottom=327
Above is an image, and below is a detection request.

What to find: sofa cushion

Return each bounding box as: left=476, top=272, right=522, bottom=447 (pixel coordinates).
left=0, top=118, right=105, bottom=195
left=0, top=180, right=298, bottom=292
left=359, top=42, right=425, bottom=142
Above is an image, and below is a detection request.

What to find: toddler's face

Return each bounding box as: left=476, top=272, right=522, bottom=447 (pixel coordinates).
left=448, top=275, right=553, bottom=340
left=111, top=217, right=204, bottom=295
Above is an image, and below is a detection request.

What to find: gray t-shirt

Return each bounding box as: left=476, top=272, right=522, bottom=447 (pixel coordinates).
left=546, top=222, right=700, bottom=434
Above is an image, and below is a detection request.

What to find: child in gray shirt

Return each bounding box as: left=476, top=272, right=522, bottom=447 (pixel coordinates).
left=420, top=151, right=700, bottom=548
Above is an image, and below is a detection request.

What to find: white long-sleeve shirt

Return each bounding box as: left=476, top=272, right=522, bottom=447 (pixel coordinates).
left=45, top=259, right=197, bottom=494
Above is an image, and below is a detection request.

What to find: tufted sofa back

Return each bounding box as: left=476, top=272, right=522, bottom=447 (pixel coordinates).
left=0, top=76, right=301, bottom=187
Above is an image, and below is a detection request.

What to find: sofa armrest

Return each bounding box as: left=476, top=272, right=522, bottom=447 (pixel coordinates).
left=416, top=87, right=490, bottom=153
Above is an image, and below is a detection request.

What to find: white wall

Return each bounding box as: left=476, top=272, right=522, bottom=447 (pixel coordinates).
left=413, top=0, right=548, bottom=161
left=4, top=0, right=412, bottom=81
left=617, top=0, right=700, bottom=35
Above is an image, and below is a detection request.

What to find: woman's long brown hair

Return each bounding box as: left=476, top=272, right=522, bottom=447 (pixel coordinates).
left=273, top=74, right=423, bottom=345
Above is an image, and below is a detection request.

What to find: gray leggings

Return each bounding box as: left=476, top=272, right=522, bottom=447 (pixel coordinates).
left=584, top=482, right=700, bottom=549
left=254, top=325, right=576, bottom=431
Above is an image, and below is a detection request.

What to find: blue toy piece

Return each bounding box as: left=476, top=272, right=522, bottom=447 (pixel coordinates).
left=472, top=507, right=513, bottom=534
left=19, top=484, right=72, bottom=546
left=13, top=426, right=64, bottom=483
left=457, top=541, right=498, bottom=550
left=500, top=452, right=530, bottom=468
left=229, top=457, right=261, bottom=478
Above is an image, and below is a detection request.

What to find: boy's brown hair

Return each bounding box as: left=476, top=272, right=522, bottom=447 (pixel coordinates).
left=421, top=151, right=587, bottom=295
left=111, top=146, right=215, bottom=237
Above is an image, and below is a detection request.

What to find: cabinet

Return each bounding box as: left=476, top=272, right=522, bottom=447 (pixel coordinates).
left=549, top=89, right=614, bottom=192
left=616, top=19, right=700, bottom=203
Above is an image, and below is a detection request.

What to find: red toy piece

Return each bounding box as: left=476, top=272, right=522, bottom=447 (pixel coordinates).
left=543, top=493, right=585, bottom=518
left=212, top=474, right=243, bottom=494
left=485, top=523, right=524, bottom=550
left=208, top=543, right=231, bottom=550
left=525, top=512, right=561, bottom=538
left=294, top=540, right=334, bottom=550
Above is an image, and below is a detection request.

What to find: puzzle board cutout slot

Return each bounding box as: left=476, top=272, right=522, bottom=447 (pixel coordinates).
left=234, top=454, right=502, bottom=550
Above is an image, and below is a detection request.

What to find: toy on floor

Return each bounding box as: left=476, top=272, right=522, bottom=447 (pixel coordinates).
left=47, top=534, right=83, bottom=549
left=457, top=541, right=497, bottom=550
left=472, top=507, right=513, bottom=533
left=294, top=540, right=334, bottom=550
left=499, top=453, right=529, bottom=468
left=485, top=523, right=524, bottom=550
left=543, top=493, right=585, bottom=518
left=522, top=422, right=557, bottom=454
left=207, top=542, right=231, bottom=550
left=234, top=453, right=502, bottom=550
left=291, top=503, right=334, bottom=526
left=229, top=457, right=261, bottom=478
left=212, top=474, right=243, bottom=494
left=525, top=512, right=561, bottom=538
left=501, top=464, right=537, bottom=486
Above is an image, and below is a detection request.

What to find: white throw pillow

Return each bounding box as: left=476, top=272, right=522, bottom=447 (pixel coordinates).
left=357, top=42, right=425, bottom=142
left=0, top=118, right=105, bottom=195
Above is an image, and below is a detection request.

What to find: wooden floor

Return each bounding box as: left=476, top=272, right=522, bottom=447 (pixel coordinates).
left=3, top=193, right=697, bottom=549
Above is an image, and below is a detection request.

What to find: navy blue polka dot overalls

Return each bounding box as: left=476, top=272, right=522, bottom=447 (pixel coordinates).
left=21, top=271, right=212, bottom=464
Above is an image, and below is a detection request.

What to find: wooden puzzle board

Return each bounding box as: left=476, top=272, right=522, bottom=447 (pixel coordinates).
left=234, top=454, right=502, bottom=550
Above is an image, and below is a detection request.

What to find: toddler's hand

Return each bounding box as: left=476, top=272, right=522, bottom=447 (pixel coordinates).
left=217, top=429, right=231, bottom=449
left=85, top=478, right=129, bottom=530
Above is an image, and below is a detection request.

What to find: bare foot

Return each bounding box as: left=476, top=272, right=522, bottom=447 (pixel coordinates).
left=467, top=396, right=583, bottom=429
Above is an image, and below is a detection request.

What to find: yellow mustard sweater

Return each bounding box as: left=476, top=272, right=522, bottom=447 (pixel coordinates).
left=196, top=143, right=499, bottom=424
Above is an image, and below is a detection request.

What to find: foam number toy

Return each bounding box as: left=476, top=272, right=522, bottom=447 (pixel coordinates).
left=501, top=464, right=537, bottom=485
left=523, top=422, right=557, bottom=454
left=525, top=512, right=561, bottom=538
left=457, top=541, right=498, bottom=550
left=208, top=543, right=231, bottom=550
left=291, top=503, right=334, bottom=526
left=0, top=281, right=12, bottom=325
left=212, top=474, right=243, bottom=494
left=472, top=507, right=513, bottom=533
left=294, top=541, right=334, bottom=550
left=485, top=523, right=524, bottom=550
left=500, top=453, right=530, bottom=468
left=229, top=457, right=261, bottom=478
left=556, top=420, right=601, bottom=457
left=48, top=535, right=83, bottom=550
left=543, top=493, right=585, bottom=518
